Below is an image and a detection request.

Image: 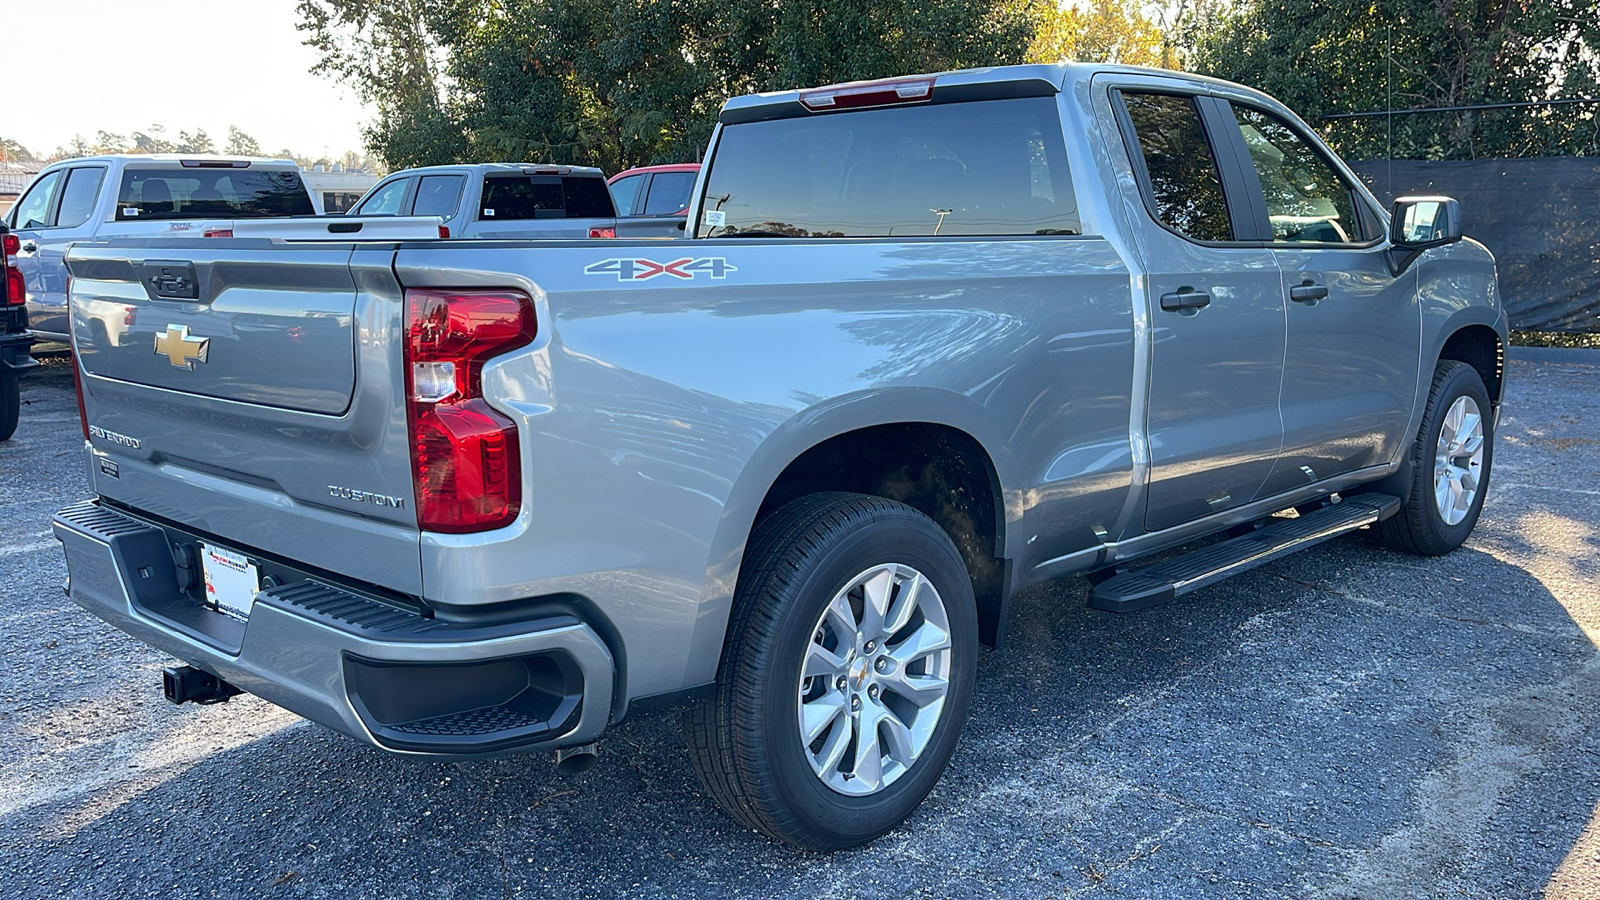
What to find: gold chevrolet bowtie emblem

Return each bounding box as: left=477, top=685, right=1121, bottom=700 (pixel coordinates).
left=154, top=324, right=210, bottom=370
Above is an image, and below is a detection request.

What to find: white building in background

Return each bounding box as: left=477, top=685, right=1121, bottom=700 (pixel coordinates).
left=302, top=163, right=382, bottom=214
left=0, top=162, right=46, bottom=215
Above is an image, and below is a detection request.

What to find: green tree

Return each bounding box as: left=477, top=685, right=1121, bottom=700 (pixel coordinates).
left=130, top=125, right=174, bottom=154
left=1189, top=0, right=1600, bottom=159
left=175, top=128, right=215, bottom=154
left=1027, top=0, right=1167, bottom=67
left=0, top=137, right=35, bottom=162
left=225, top=126, right=263, bottom=156
left=299, top=0, right=1039, bottom=172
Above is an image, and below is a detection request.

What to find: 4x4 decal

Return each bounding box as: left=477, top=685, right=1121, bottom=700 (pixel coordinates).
left=584, top=257, right=737, bottom=281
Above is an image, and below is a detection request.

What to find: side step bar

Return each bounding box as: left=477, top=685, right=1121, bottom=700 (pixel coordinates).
left=1088, top=493, right=1402, bottom=613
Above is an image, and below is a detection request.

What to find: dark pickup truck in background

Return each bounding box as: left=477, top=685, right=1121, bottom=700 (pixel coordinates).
left=53, top=63, right=1504, bottom=850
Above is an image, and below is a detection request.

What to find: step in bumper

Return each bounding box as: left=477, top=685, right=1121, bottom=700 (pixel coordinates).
left=52, top=500, right=615, bottom=758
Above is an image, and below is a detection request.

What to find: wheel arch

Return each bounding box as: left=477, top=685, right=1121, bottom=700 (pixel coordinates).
left=682, top=390, right=1012, bottom=688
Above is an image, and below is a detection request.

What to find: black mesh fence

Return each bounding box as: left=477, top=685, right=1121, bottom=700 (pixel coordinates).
left=1346, top=157, right=1600, bottom=333
left=1317, top=102, right=1599, bottom=334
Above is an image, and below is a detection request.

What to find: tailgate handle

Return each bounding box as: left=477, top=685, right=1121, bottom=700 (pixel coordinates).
left=141, top=260, right=200, bottom=301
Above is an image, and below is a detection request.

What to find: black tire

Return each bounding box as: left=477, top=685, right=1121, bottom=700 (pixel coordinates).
left=683, top=492, right=978, bottom=850
left=0, top=376, right=18, bottom=442
left=1373, top=360, right=1494, bottom=555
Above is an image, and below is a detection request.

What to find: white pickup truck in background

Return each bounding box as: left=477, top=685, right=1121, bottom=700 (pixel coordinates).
left=4, top=155, right=316, bottom=341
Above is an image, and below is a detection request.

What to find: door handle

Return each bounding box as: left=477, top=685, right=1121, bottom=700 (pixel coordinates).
left=20, top=241, right=36, bottom=253
left=1159, top=287, right=1212, bottom=313
left=1289, top=280, right=1329, bottom=304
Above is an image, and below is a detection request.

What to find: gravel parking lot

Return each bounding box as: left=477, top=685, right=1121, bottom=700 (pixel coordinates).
left=2, top=352, right=1598, bottom=899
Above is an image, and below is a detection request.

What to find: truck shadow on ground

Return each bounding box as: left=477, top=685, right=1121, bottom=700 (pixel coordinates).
left=7, top=539, right=1597, bottom=899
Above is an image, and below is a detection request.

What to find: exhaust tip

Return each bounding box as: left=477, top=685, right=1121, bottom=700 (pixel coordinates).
left=554, top=743, right=600, bottom=775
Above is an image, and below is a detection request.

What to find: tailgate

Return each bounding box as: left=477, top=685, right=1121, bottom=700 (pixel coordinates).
left=65, top=239, right=423, bottom=594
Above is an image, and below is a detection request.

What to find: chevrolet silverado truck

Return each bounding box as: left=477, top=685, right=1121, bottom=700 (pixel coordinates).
left=53, top=64, right=1504, bottom=851
left=7, top=154, right=316, bottom=342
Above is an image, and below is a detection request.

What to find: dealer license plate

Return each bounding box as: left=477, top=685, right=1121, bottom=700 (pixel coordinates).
left=201, top=543, right=260, bottom=620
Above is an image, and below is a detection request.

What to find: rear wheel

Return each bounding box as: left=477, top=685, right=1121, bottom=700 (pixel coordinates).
left=1374, top=360, right=1493, bottom=555
left=0, top=375, right=19, bottom=441
left=684, top=492, right=978, bottom=850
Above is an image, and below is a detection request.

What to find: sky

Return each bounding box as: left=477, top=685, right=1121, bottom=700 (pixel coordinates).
left=6, top=0, right=375, bottom=159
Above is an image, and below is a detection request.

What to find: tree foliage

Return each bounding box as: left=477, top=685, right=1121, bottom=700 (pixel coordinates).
left=298, top=0, right=1041, bottom=172
left=1189, top=0, right=1600, bottom=159
left=1028, top=0, right=1169, bottom=68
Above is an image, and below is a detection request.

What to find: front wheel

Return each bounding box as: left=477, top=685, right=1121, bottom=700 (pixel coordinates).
left=0, top=376, right=18, bottom=442
left=1373, top=360, right=1494, bottom=555
left=684, top=492, right=978, bottom=850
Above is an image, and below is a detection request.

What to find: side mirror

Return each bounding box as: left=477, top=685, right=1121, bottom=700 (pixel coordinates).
left=1387, top=196, right=1462, bottom=275
left=1392, top=196, right=1462, bottom=248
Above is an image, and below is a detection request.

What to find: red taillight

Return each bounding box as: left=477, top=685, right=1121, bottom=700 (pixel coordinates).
left=439, top=225, right=451, bottom=239
left=799, top=77, right=935, bottom=111
left=2, top=233, right=22, bottom=307
left=404, top=289, right=537, bottom=533
left=202, top=228, right=233, bottom=238
left=588, top=227, right=615, bottom=239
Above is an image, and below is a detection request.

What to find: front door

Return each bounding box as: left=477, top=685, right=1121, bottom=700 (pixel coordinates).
left=1108, top=84, right=1288, bottom=533
left=1221, top=103, right=1421, bottom=496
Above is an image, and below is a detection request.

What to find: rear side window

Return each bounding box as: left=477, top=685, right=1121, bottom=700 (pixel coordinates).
left=1120, top=92, right=1233, bottom=243
left=1232, top=106, right=1369, bottom=244
left=479, top=175, right=616, bottom=220
left=57, top=167, right=107, bottom=228
left=643, top=172, right=695, bottom=216
left=413, top=175, right=465, bottom=219
left=116, top=168, right=314, bottom=220
left=697, top=97, right=1080, bottom=238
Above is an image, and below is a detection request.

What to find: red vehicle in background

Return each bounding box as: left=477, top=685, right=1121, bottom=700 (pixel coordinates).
left=608, top=164, right=700, bottom=219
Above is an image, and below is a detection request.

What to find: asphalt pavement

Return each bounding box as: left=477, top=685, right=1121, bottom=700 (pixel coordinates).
left=2, top=352, right=1598, bottom=899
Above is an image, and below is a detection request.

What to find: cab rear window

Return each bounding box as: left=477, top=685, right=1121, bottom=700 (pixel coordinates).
left=479, top=175, right=615, bottom=220
left=116, top=168, right=314, bottom=220
left=698, top=97, right=1080, bottom=238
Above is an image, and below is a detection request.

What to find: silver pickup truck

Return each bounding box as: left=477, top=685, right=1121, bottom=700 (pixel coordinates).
left=54, top=63, right=1504, bottom=851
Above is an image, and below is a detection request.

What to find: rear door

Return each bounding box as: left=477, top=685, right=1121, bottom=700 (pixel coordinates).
left=1216, top=100, right=1421, bottom=492
left=26, top=165, right=109, bottom=339
left=66, top=240, right=424, bottom=594
left=641, top=171, right=696, bottom=216
left=1102, top=79, right=1288, bottom=532
left=7, top=168, right=64, bottom=336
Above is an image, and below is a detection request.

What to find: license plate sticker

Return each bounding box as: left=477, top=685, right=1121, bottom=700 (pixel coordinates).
left=201, top=543, right=260, bottom=620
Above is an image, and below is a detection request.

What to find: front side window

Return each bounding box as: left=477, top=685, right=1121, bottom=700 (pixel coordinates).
left=115, top=168, right=313, bottom=220
left=10, top=170, right=62, bottom=229
left=698, top=97, right=1080, bottom=238
left=413, top=175, right=465, bottom=219
left=1232, top=106, right=1368, bottom=244
left=479, top=175, right=615, bottom=220
left=643, top=172, right=695, bottom=216
left=1120, top=92, right=1233, bottom=243
left=57, top=167, right=107, bottom=228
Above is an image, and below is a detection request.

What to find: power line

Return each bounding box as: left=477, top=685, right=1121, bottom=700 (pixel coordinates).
left=1323, top=97, right=1600, bottom=120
